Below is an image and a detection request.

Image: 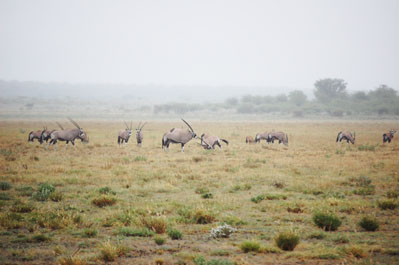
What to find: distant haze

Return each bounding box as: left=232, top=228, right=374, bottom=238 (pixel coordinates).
left=0, top=0, right=398, bottom=99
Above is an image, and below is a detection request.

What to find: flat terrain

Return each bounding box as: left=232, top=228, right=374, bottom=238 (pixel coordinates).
left=0, top=120, right=398, bottom=265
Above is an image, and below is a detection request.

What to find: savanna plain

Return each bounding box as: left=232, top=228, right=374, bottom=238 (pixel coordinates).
left=0, top=120, right=398, bottom=265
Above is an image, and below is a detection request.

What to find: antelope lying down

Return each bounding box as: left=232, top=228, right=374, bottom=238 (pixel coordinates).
left=162, top=119, right=198, bottom=152
left=336, top=131, right=355, bottom=144
left=383, top=129, right=396, bottom=143
left=199, top=133, right=229, bottom=149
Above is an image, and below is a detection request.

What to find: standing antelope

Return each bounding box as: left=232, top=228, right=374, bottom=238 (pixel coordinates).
left=255, top=132, right=272, bottom=144
left=383, top=129, right=396, bottom=143
left=336, top=131, right=355, bottom=144
left=135, top=122, right=147, bottom=147
left=28, top=129, right=45, bottom=144
left=118, top=121, right=132, bottom=145
left=246, top=136, right=255, bottom=143
left=267, top=132, right=288, bottom=146
left=200, top=133, right=229, bottom=149
left=41, top=123, right=63, bottom=143
left=162, top=119, right=198, bottom=152
left=47, top=118, right=88, bottom=150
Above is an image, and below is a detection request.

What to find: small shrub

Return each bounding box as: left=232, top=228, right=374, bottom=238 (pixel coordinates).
left=141, top=216, right=166, bottom=234
left=98, top=186, right=116, bottom=195
left=344, top=245, right=368, bottom=258
left=193, top=209, right=215, bottom=224
left=308, top=231, right=326, bottom=239
left=358, top=144, right=377, bottom=151
left=82, top=228, right=98, bottom=238
left=201, top=192, right=213, bottom=199
left=251, top=194, right=265, bottom=203
left=355, top=176, right=372, bottom=187
left=332, top=234, right=349, bottom=244
left=10, top=200, right=34, bottom=213
left=0, top=181, right=11, bottom=190
left=50, top=191, right=63, bottom=202
left=167, top=228, right=182, bottom=240
left=387, top=190, right=399, bottom=199
left=99, top=241, right=128, bottom=262
left=0, top=193, right=12, bottom=200
left=210, top=224, right=237, bottom=238
left=240, top=240, right=260, bottom=253
left=377, top=199, right=398, bottom=210
left=154, top=236, right=166, bottom=245
left=92, top=196, right=116, bottom=208
left=313, top=212, right=342, bottom=231
left=353, top=185, right=375, bottom=196
left=57, top=256, right=87, bottom=265
left=358, top=216, right=379, bottom=231
left=275, top=231, right=300, bottom=251
left=32, top=183, right=56, bottom=201
left=118, top=227, right=154, bottom=237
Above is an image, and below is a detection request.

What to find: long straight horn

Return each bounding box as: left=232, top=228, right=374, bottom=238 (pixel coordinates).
left=124, top=121, right=129, bottom=130
left=181, top=118, right=194, bottom=132
left=68, top=117, right=81, bottom=129
left=140, top=122, right=147, bottom=130
left=56, top=122, right=64, bottom=130
left=137, top=122, right=142, bottom=130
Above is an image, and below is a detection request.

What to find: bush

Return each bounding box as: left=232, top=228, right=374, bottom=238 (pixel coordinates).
left=0, top=182, right=11, bottom=190
left=240, top=240, right=260, bottom=253
left=201, top=192, right=213, bottom=199
left=82, top=228, right=98, bottom=238
left=98, top=241, right=128, bottom=262
left=154, top=236, right=166, bottom=245
left=167, top=228, right=182, bottom=240
left=98, top=187, right=116, bottom=195
left=193, top=209, right=215, bottom=224
left=141, top=217, right=166, bottom=234
left=275, top=232, right=300, bottom=251
left=313, top=212, right=342, bottom=231
left=92, top=196, right=116, bottom=208
left=118, top=227, right=154, bottom=237
left=358, top=216, right=379, bottom=231
left=210, top=224, right=237, bottom=238
left=377, top=200, right=398, bottom=210
left=32, top=183, right=55, bottom=201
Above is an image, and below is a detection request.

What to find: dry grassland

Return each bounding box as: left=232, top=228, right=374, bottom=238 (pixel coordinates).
left=0, top=120, right=398, bottom=265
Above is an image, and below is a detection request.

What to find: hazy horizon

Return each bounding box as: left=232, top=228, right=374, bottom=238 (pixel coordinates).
left=1, top=0, right=398, bottom=94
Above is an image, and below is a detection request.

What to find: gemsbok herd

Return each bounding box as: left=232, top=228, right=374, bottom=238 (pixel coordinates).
left=28, top=119, right=397, bottom=151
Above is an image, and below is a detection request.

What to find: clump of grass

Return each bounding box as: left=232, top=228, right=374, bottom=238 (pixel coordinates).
left=31, top=233, right=51, bottom=242
left=32, top=183, right=56, bottom=201
left=141, top=216, right=166, bottom=234
left=0, top=181, right=11, bottom=190
left=57, top=256, right=87, bottom=265
left=358, top=216, right=379, bottom=231
left=307, top=231, right=326, bottom=240
left=49, top=191, right=63, bottom=202
left=387, top=190, right=399, bottom=199
left=377, top=199, right=398, bottom=210
left=195, top=187, right=210, bottom=194
left=92, top=196, right=116, bottom=208
left=275, top=231, right=300, bottom=251
left=98, top=186, right=116, bottom=195
left=16, top=186, right=34, bottom=196
left=194, top=256, right=234, bottom=265
left=98, top=241, right=129, bottom=262
left=344, top=245, right=368, bottom=258
left=358, top=143, right=377, bottom=151
left=0, top=213, right=24, bottom=229
left=313, top=212, right=342, bottom=231
left=201, top=192, right=213, bottom=199
left=167, top=228, right=182, bottom=240
left=10, top=200, right=34, bottom=213
left=193, top=209, right=215, bottom=224
left=251, top=193, right=287, bottom=203
left=118, top=227, right=154, bottom=237
left=331, top=234, right=349, bottom=244
left=251, top=194, right=265, bottom=203
left=82, top=228, right=98, bottom=238
left=154, top=235, right=166, bottom=245
left=222, top=215, right=247, bottom=226
left=240, top=240, right=260, bottom=253
left=229, top=183, right=251, bottom=193
left=353, top=186, right=375, bottom=195
left=0, top=193, right=12, bottom=201
left=134, top=155, right=147, bottom=162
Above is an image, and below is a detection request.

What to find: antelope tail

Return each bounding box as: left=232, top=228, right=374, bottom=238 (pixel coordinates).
left=221, top=139, right=229, bottom=145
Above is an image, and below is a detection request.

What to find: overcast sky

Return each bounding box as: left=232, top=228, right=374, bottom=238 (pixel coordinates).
left=0, top=0, right=398, bottom=92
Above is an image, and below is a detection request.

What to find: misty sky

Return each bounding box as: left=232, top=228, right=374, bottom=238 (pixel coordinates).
left=0, top=0, right=398, bottom=92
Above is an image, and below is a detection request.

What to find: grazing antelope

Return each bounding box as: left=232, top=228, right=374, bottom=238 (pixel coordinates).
left=200, top=133, right=229, bottom=149
left=47, top=118, right=88, bottom=150
left=135, top=122, right=147, bottom=147
left=267, top=132, right=288, bottom=146
left=246, top=136, right=255, bottom=143
left=383, top=129, right=396, bottom=143
left=118, top=121, right=132, bottom=145
left=336, top=131, right=355, bottom=144
left=162, top=119, right=198, bottom=152
left=255, top=132, right=272, bottom=144
left=28, top=129, right=44, bottom=144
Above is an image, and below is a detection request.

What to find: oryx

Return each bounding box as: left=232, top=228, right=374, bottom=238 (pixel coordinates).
left=267, top=132, right=288, bottom=146
left=336, top=131, right=355, bottom=144
left=28, top=129, right=45, bottom=144
left=162, top=119, right=198, bottom=152
left=255, top=132, right=272, bottom=144
left=47, top=118, right=88, bottom=150
left=200, top=133, right=229, bottom=149
left=383, top=129, right=396, bottom=143
left=135, top=122, right=147, bottom=147
left=118, top=121, right=132, bottom=145
left=41, top=122, right=63, bottom=143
